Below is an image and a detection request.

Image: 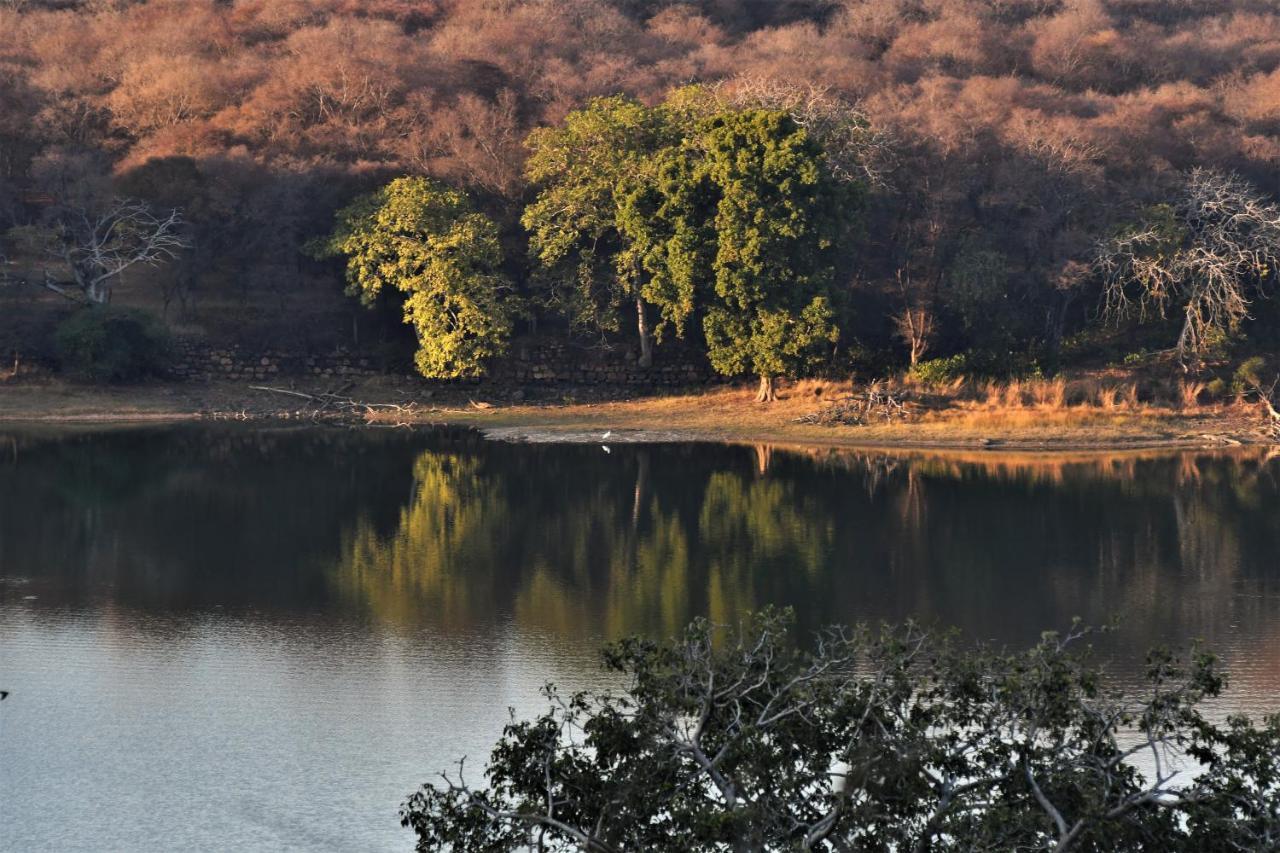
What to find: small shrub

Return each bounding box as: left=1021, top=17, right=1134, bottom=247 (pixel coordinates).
left=54, top=307, right=170, bottom=383
left=1230, top=356, right=1269, bottom=396
left=1177, top=379, right=1206, bottom=409
left=1096, top=384, right=1122, bottom=409
left=908, top=353, right=968, bottom=386
left=1122, top=350, right=1150, bottom=366
left=1030, top=377, right=1067, bottom=408
left=1205, top=377, right=1228, bottom=399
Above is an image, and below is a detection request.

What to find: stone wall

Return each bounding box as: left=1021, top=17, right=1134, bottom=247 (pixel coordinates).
left=165, top=338, right=714, bottom=389
left=488, top=341, right=710, bottom=387
left=168, top=341, right=380, bottom=383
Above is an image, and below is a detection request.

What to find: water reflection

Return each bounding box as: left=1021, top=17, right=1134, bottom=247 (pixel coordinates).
left=4, top=427, right=1279, bottom=649
left=2, top=426, right=1278, bottom=851
left=329, top=438, right=1280, bottom=655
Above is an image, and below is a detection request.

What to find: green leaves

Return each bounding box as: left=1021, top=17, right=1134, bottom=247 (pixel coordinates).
left=403, top=616, right=1280, bottom=851
left=678, top=109, right=857, bottom=386
left=320, top=89, right=867, bottom=387
left=317, top=177, right=515, bottom=379
left=525, top=92, right=864, bottom=387
left=522, top=95, right=680, bottom=337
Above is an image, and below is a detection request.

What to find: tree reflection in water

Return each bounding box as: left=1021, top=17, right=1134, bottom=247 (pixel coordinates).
left=6, top=427, right=1277, bottom=853
left=3, top=426, right=1278, bottom=687
left=327, top=437, right=1280, bottom=674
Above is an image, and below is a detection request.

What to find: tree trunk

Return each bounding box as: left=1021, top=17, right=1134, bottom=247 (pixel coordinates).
left=636, top=297, right=653, bottom=368
left=754, top=444, right=773, bottom=475
left=631, top=450, right=649, bottom=527
left=755, top=375, right=777, bottom=403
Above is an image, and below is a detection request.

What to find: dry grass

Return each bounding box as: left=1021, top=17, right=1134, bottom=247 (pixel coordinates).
left=871, top=373, right=1259, bottom=437
left=928, top=375, right=1202, bottom=419
left=1, top=374, right=1269, bottom=451
left=416, top=374, right=1266, bottom=450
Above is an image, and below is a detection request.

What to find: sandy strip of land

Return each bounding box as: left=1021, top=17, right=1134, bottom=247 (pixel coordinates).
left=3, top=378, right=1274, bottom=453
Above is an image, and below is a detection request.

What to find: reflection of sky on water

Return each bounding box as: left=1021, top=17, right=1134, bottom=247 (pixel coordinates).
left=1, top=426, right=1278, bottom=850
left=0, top=606, right=606, bottom=852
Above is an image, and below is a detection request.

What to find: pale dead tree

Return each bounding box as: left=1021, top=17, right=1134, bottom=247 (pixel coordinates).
left=718, top=76, right=896, bottom=189
left=893, top=270, right=935, bottom=366
left=1096, top=168, right=1280, bottom=364
left=1242, top=373, right=1280, bottom=439
left=894, top=304, right=935, bottom=367
left=20, top=198, right=189, bottom=304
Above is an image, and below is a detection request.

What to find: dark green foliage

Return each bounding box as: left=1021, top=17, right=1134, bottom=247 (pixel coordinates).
left=689, top=110, right=856, bottom=391
left=403, top=612, right=1280, bottom=852
left=1231, top=356, right=1270, bottom=396
left=907, top=353, right=969, bottom=386
left=53, top=306, right=170, bottom=383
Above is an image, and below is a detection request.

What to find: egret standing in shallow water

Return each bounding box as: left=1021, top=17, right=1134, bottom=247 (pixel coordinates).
left=601, top=431, right=612, bottom=440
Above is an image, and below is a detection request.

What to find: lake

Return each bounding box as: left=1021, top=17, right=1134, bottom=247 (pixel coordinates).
left=1, top=426, right=1278, bottom=851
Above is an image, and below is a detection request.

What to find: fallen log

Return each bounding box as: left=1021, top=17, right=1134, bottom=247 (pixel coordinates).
left=248, top=385, right=321, bottom=401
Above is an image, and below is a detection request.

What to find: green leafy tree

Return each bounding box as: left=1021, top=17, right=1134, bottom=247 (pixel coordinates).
left=316, top=177, right=515, bottom=379
left=403, top=612, right=1280, bottom=852
left=522, top=96, right=697, bottom=367
left=643, top=110, right=860, bottom=402
left=615, top=141, right=714, bottom=347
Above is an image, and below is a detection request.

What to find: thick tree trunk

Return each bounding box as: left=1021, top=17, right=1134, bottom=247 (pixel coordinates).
left=636, top=297, right=653, bottom=368
left=755, top=375, right=777, bottom=403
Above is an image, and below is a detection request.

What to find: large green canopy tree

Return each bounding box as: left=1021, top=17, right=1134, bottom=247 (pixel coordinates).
left=524, top=93, right=863, bottom=396
left=522, top=96, right=692, bottom=367
left=316, top=177, right=515, bottom=379
left=644, top=109, right=862, bottom=402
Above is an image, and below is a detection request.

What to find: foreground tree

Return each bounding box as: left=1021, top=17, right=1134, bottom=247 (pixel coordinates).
left=316, top=177, right=515, bottom=379
left=403, top=611, right=1280, bottom=852
left=1096, top=169, right=1280, bottom=364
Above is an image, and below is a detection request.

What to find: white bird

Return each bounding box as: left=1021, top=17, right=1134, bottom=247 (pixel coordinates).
left=601, top=445, right=612, bottom=454
left=601, top=430, right=612, bottom=440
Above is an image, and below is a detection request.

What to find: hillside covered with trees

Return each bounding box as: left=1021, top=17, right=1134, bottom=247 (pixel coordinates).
left=3, top=0, right=1280, bottom=393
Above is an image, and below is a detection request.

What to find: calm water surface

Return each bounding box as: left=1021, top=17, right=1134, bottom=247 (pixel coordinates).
left=1, top=426, right=1278, bottom=851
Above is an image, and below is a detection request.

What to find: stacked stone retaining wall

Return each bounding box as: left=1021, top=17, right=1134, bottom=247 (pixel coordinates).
left=165, top=339, right=714, bottom=389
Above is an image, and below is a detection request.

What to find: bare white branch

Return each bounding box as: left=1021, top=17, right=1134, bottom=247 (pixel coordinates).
left=1096, top=169, right=1280, bottom=362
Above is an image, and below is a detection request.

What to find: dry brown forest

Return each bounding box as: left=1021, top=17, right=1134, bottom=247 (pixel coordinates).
left=3, top=0, right=1280, bottom=375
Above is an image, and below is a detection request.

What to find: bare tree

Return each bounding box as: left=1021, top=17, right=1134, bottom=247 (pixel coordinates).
left=1241, top=372, right=1280, bottom=439
left=894, top=304, right=934, bottom=367
left=1096, top=169, right=1280, bottom=363
left=718, top=76, right=896, bottom=188
left=892, top=269, right=935, bottom=366
left=404, top=89, right=526, bottom=198
left=17, top=197, right=189, bottom=304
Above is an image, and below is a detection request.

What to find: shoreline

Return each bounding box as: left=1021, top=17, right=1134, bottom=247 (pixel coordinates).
left=2, top=378, right=1274, bottom=454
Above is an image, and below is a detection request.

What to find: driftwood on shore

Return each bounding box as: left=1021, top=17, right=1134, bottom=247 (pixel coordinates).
left=1243, top=376, right=1280, bottom=439
left=248, top=384, right=421, bottom=424
left=794, top=382, right=916, bottom=426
